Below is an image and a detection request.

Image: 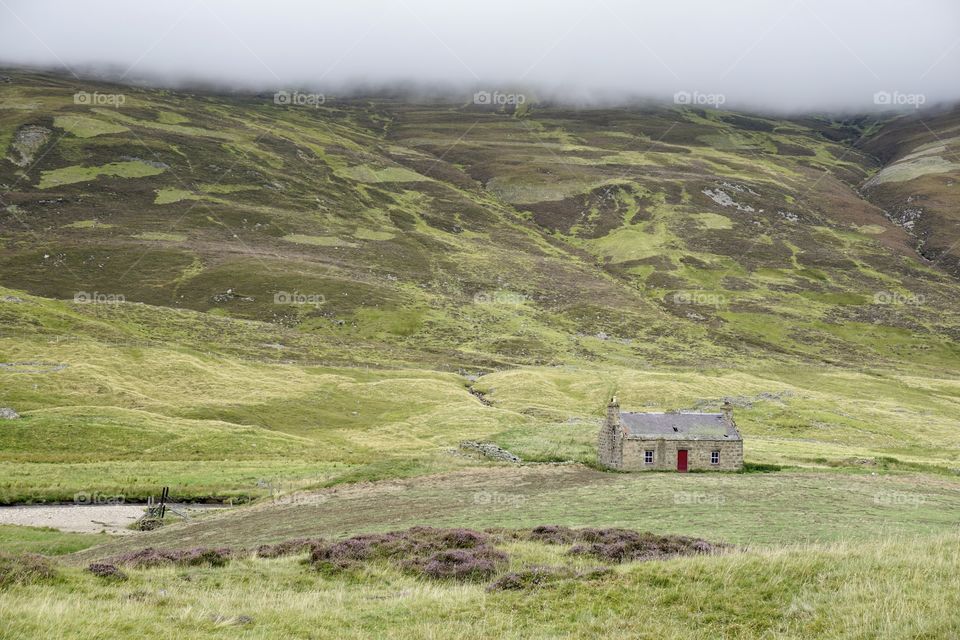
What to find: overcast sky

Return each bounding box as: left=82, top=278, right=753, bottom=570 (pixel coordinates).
left=1, top=0, right=958, bottom=112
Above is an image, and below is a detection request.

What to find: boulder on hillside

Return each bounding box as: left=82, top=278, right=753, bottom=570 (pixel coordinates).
left=0, top=408, right=21, bottom=419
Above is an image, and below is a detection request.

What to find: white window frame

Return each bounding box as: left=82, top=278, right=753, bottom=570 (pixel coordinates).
left=711, top=450, right=720, bottom=465
left=644, top=449, right=654, bottom=464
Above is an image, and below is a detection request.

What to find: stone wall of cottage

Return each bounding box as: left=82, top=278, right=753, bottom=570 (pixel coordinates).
left=620, top=438, right=743, bottom=471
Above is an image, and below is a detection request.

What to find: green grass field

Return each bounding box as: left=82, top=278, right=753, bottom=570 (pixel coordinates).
left=0, top=526, right=107, bottom=556
left=63, top=466, right=960, bottom=561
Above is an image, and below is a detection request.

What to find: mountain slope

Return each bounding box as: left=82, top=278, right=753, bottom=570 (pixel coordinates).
left=858, top=106, right=960, bottom=276
left=2, top=70, right=959, bottom=372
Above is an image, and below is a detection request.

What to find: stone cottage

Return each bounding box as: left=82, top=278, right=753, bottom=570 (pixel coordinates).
left=598, top=397, right=743, bottom=472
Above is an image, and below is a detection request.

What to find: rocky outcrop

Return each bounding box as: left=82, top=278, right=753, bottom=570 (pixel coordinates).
left=702, top=187, right=755, bottom=212
left=0, top=408, right=21, bottom=419
left=7, top=125, right=51, bottom=167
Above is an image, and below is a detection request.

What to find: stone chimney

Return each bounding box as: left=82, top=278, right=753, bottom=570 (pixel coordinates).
left=721, top=400, right=733, bottom=424
left=607, top=396, right=621, bottom=427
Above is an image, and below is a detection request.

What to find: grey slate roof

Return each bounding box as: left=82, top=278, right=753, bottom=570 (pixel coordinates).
left=620, top=412, right=741, bottom=440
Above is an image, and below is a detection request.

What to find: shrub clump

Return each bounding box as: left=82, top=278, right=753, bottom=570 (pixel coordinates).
left=108, top=547, right=232, bottom=568
left=255, top=538, right=320, bottom=558
left=515, top=526, right=723, bottom=562
left=87, top=563, right=127, bottom=581
left=0, top=553, right=58, bottom=588
left=525, top=525, right=578, bottom=545
left=486, top=565, right=614, bottom=591
left=309, top=527, right=507, bottom=580
left=131, top=517, right=164, bottom=532
left=567, top=529, right=720, bottom=562
left=416, top=547, right=508, bottom=580
left=487, top=566, right=564, bottom=591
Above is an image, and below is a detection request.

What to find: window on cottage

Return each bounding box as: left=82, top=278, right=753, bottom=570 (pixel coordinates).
left=644, top=450, right=654, bottom=464
left=711, top=450, right=720, bottom=465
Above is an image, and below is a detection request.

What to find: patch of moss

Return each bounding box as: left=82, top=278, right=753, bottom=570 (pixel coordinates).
left=134, top=232, right=187, bottom=242
left=340, top=165, right=430, bottom=184
left=353, top=228, right=395, bottom=241
left=62, top=220, right=115, bottom=230
left=282, top=234, right=357, bottom=247
left=38, top=161, right=166, bottom=189
left=53, top=115, right=128, bottom=138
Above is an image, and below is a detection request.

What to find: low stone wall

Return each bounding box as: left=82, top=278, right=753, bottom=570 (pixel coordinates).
left=459, top=441, right=521, bottom=463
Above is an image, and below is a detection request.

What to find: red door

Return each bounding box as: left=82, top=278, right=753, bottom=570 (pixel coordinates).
left=677, top=450, right=688, bottom=472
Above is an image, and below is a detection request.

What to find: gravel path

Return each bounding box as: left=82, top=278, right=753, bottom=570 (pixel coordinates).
left=0, top=504, right=148, bottom=534
left=0, top=504, right=225, bottom=534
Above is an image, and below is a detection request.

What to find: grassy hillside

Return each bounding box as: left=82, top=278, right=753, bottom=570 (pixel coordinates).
left=2, top=71, right=960, bottom=503
left=2, top=283, right=959, bottom=503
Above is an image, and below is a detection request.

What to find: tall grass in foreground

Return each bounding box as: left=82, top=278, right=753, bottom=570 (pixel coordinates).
left=1, top=532, right=957, bottom=639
